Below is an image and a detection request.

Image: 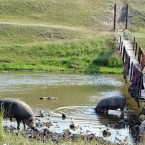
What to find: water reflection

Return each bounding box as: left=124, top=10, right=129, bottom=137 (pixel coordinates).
left=0, top=72, right=141, bottom=144
left=0, top=73, right=123, bottom=93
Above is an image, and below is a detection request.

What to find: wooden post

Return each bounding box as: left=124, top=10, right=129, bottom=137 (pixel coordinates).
left=121, top=41, right=123, bottom=54
left=122, top=46, right=126, bottom=63
left=135, top=42, right=138, bottom=56
left=125, top=4, right=128, bottom=29
left=130, top=61, right=133, bottom=82
left=119, top=36, right=121, bottom=51
left=114, top=4, right=116, bottom=31
left=133, top=37, right=135, bottom=51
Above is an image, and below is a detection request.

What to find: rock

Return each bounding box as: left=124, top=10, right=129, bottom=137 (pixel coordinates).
left=102, top=129, right=111, bottom=137
left=139, top=115, right=145, bottom=122
left=37, top=127, right=50, bottom=135
left=133, top=125, right=139, bottom=131
left=63, top=129, right=71, bottom=139
left=39, top=111, right=44, bottom=117
left=62, top=113, right=66, bottom=120
left=87, top=133, right=95, bottom=140
left=39, top=97, right=47, bottom=100
left=138, top=120, right=145, bottom=139
left=70, top=123, right=79, bottom=131
left=47, top=97, right=58, bottom=101
left=52, top=137, right=59, bottom=143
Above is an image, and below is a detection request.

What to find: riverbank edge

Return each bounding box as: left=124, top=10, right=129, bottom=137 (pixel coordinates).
left=0, top=66, right=123, bottom=74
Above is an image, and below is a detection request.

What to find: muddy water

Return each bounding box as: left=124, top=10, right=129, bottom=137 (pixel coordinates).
left=0, top=72, right=141, bottom=144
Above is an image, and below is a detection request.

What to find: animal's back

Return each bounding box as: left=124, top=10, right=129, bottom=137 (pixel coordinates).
left=95, top=96, right=126, bottom=113
left=0, top=98, right=34, bottom=119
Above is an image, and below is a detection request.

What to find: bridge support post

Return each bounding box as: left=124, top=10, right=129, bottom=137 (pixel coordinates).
left=125, top=4, right=128, bottom=29
left=133, top=37, right=135, bottom=51
left=114, top=4, right=116, bottom=31
left=135, top=42, right=138, bottom=56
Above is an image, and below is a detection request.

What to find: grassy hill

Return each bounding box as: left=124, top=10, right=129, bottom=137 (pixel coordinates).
left=0, top=0, right=124, bottom=73
left=125, top=0, right=145, bottom=49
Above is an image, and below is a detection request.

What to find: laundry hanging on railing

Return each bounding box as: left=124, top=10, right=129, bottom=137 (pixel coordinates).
left=128, top=64, right=144, bottom=107
left=119, top=35, right=145, bottom=106
left=138, top=47, right=145, bottom=71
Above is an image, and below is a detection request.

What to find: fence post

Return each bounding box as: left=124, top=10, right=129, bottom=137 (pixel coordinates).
left=135, top=42, right=138, bottom=56
left=120, top=41, right=123, bottom=55
left=133, top=37, right=135, bottom=51
left=125, top=4, right=128, bottom=29
left=119, top=36, right=121, bottom=51
left=130, top=61, right=133, bottom=82
left=114, top=4, right=117, bottom=31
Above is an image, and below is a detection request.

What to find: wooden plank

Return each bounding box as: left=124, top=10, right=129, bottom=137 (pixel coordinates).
left=119, top=30, right=145, bottom=102
left=126, top=50, right=136, bottom=58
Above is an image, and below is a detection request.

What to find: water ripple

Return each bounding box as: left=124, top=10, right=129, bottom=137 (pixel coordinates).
left=0, top=73, right=123, bottom=93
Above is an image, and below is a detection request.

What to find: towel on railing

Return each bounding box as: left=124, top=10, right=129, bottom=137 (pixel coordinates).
left=137, top=47, right=145, bottom=71
left=128, top=65, right=144, bottom=107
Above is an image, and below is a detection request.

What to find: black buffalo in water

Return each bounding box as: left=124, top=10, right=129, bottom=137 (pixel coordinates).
left=94, top=96, right=126, bottom=114
left=0, top=98, right=36, bottom=130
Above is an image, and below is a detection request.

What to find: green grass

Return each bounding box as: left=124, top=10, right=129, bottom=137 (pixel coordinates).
left=0, top=24, right=87, bottom=45
left=0, top=35, right=123, bottom=73
left=0, top=109, right=4, bottom=142
left=0, top=0, right=114, bottom=29
left=0, top=0, right=124, bottom=73
left=0, top=0, right=116, bottom=45
left=125, top=0, right=145, bottom=32
left=2, top=131, right=115, bottom=145
left=124, top=0, right=145, bottom=51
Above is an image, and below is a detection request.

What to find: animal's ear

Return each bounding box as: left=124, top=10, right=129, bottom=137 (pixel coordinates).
left=28, top=118, right=33, bottom=122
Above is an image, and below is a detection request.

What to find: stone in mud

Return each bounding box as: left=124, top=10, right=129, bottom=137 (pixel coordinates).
left=70, top=122, right=79, bottom=131
left=102, top=129, right=111, bottom=137
left=138, top=120, right=145, bottom=139
left=39, top=97, right=47, bottom=100
left=35, top=110, right=45, bottom=117
left=0, top=98, right=36, bottom=130
left=47, top=97, right=58, bottom=101
left=139, top=107, right=145, bottom=115
left=62, top=113, right=66, bottom=120
left=38, top=126, right=50, bottom=135
left=94, top=96, right=126, bottom=114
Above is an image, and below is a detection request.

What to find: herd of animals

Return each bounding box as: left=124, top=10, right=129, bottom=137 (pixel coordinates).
left=0, top=96, right=145, bottom=141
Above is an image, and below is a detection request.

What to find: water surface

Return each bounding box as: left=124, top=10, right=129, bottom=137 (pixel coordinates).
left=0, top=72, right=141, bottom=144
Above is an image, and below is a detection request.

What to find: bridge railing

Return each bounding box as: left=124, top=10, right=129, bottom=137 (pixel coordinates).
left=119, top=36, right=145, bottom=107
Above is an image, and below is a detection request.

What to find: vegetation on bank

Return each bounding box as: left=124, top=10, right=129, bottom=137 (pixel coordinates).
left=0, top=0, right=114, bottom=29
left=0, top=109, right=3, bottom=142
left=1, top=130, right=121, bottom=145
left=0, top=0, right=124, bottom=73
left=125, top=0, right=145, bottom=51
left=0, top=35, right=123, bottom=73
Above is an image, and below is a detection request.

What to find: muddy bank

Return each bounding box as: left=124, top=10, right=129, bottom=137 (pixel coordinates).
left=3, top=108, right=139, bottom=145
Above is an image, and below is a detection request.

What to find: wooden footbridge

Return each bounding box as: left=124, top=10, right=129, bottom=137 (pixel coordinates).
left=113, top=3, right=145, bottom=107
left=118, top=29, right=145, bottom=107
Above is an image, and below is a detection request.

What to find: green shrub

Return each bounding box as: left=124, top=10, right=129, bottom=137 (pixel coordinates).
left=108, top=54, right=123, bottom=67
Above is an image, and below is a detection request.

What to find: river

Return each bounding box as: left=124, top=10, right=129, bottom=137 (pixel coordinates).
left=0, top=71, right=142, bottom=144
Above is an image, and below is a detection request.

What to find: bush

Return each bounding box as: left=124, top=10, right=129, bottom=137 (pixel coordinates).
left=108, top=54, right=123, bottom=67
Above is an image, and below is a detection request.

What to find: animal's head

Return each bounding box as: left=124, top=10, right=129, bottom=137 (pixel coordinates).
left=25, top=117, right=36, bottom=128
left=95, top=106, right=101, bottom=113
